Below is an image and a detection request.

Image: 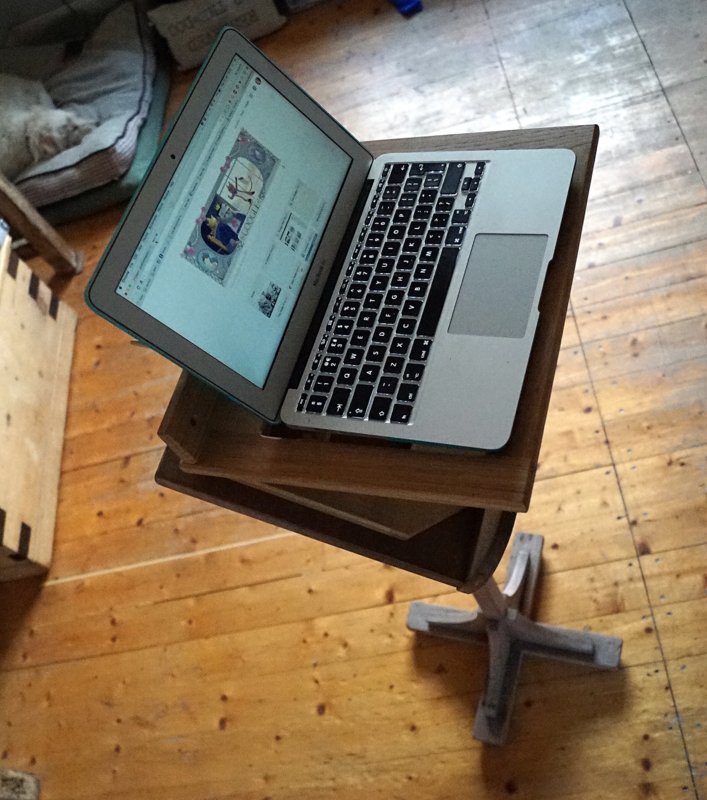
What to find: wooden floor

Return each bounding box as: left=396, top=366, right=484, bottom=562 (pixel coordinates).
left=2, top=0, right=706, bottom=797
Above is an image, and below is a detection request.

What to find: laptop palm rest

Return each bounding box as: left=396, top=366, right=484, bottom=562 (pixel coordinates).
left=449, top=233, right=548, bottom=338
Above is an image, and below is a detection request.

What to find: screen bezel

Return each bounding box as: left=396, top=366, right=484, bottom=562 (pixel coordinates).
left=85, top=27, right=373, bottom=422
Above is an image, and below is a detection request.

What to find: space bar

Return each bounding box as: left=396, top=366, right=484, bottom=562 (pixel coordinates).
left=417, top=247, right=460, bottom=337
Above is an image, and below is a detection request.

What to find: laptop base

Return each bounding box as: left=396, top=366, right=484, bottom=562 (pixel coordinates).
left=406, top=532, right=623, bottom=745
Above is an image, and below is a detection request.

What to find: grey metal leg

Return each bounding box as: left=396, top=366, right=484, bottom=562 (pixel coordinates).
left=407, top=532, right=623, bottom=745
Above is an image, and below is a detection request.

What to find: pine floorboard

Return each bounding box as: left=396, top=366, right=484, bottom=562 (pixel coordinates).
left=1, top=1, right=705, bottom=798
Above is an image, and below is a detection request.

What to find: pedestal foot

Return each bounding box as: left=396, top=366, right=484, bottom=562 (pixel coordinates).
left=407, top=532, right=623, bottom=745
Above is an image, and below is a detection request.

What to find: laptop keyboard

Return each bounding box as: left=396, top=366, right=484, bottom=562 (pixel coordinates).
left=296, top=159, right=485, bottom=426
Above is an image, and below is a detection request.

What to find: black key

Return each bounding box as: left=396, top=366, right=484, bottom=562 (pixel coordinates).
left=369, top=396, right=392, bottom=422
left=420, top=246, right=439, bottom=262
left=465, top=191, right=478, bottom=209
left=344, top=347, right=364, bottom=366
left=402, top=299, right=423, bottom=317
left=360, top=364, right=381, bottom=382
left=397, top=254, right=416, bottom=270
left=371, top=274, right=390, bottom=291
left=359, top=249, right=377, bottom=264
left=403, top=363, right=425, bottom=382
left=306, top=395, right=326, bottom=413
left=388, top=224, right=406, bottom=239
left=371, top=217, right=388, bottom=232
left=388, top=163, right=408, bottom=183
left=314, top=375, right=334, bottom=392
left=445, top=226, right=466, bottom=246
left=418, top=246, right=459, bottom=337
left=385, top=289, right=405, bottom=306
left=430, top=213, right=449, bottom=228
left=452, top=208, right=471, bottom=225
left=375, top=258, right=395, bottom=274
left=398, top=193, right=417, bottom=207
left=304, top=372, right=314, bottom=391
left=366, top=344, right=387, bottom=362
left=396, top=317, right=416, bottom=335
left=366, top=232, right=384, bottom=248
left=378, top=376, right=399, bottom=394
left=338, top=367, right=358, bottom=385
left=327, top=387, right=351, bottom=416
left=372, top=326, right=393, bottom=344
left=363, top=293, right=383, bottom=310
left=384, top=355, right=405, bottom=374
left=334, top=318, right=354, bottom=335
left=408, top=282, right=428, bottom=299
left=425, top=229, right=444, bottom=245
left=297, top=394, right=307, bottom=413
left=436, top=196, right=454, bottom=211
left=328, top=336, right=347, bottom=354
left=391, top=271, right=411, bottom=288
left=468, top=176, right=481, bottom=191
left=357, top=310, right=377, bottom=327
left=393, top=208, right=411, bottom=223
left=340, top=301, right=360, bottom=317
left=409, top=220, right=427, bottom=237
left=404, top=177, right=422, bottom=192
left=378, top=201, right=395, bottom=215
left=397, top=384, right=419, bottom=403
left=403, top=237, right=422, bottom=253
left=391, top=403, right=413, bottom=424
left=413, top=205, right=433, bottom=220
left=383, top=185, right=401, bottom=200
left=440, top=161, right=464, bottom=195
left=378, top=308, right=397, bottom=326
left=351, top=329, right=370, bottom=347
left=353, top=266, right=372, bottom=281
left=347, top=283, right=366, bottom=300
left=321, top=355, right=341, bottom=373
left=390, top=336, right=411, bottom=355
left=410, top=337, right=432, bottom=361
left=348, top=385, right=373, bottom=418
left=419, top=189, right=437, bottom=204
left=475, top=161, right=485, bottom=176
left=382, top=241, right=401, bottom=257
left=414, top=263, right=434, bottom=280
left=424, top=172, right=443, bottom=189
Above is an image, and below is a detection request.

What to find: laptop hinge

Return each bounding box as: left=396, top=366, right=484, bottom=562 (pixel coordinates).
left=288, top=178, right=374, bottom=389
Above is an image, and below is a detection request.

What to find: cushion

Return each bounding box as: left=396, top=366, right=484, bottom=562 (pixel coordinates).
left=14, top=2, right=157, bottom=209
left=148, top=0, right=285, bottom=70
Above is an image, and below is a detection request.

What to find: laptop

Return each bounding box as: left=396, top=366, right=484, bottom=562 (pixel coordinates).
left=86, top=27, right=575, bottom=451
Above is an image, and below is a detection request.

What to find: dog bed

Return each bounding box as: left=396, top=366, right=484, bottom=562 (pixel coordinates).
left=3, top=2, right=166, bottom=220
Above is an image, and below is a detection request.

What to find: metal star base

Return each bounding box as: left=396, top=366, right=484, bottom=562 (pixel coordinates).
left=407, top=532, right=623, bottom=745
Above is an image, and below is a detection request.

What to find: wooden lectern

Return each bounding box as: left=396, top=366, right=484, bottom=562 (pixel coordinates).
left=155, top=126, right=622, bottom=744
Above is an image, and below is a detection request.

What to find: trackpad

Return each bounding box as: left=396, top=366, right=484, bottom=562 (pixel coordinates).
left=448, top=233, right=548, bottom=338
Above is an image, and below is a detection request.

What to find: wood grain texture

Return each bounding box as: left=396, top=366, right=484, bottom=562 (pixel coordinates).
left=0, top=0, right=705, bottom=797
left=0, top=240, right=76, bottom=580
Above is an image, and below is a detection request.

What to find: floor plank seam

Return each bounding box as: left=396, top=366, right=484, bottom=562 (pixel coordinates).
left=622, top=0, right=707, bottom=195
left=46, top=530, right=296, bottom=586
left=570, top=298, right=700, bottom=798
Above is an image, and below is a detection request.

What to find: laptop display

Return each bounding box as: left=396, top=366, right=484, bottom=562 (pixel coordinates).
left=115, top=54, right=351, bottom=389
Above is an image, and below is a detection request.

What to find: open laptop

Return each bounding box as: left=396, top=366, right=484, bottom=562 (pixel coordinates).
left=86, top=27, right=575, bottom=451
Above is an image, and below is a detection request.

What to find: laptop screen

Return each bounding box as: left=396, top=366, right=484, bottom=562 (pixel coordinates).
left=115, top=54, right=352, bottom=388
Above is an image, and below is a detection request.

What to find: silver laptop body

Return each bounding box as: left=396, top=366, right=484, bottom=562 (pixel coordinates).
left=86, top=28, right=575, bottom=452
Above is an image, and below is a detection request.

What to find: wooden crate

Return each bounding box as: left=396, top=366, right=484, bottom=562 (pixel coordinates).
left=0, top=232, right=76, bottom=581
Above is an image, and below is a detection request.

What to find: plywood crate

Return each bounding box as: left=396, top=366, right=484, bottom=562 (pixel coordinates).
left=0, top=232, right=76, bottom=581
